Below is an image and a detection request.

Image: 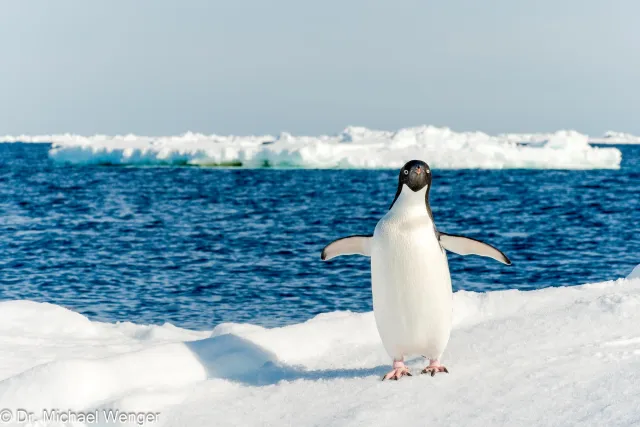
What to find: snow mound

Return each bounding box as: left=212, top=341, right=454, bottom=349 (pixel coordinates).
left=5, top=126, right=622, bottom=169
left=2, top=277, right=640, bottom=426
left=628, top=264, right=640, bottom=280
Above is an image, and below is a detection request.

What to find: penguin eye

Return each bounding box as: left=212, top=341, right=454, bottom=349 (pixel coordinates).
left=403, top=169, right=409, bottom=175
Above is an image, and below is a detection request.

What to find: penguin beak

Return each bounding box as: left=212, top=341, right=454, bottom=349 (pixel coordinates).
left=415, top=167, right=422, bottom=175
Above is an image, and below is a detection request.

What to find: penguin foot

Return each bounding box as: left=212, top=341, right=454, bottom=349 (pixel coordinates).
left=382, top=360, right=412, bottom=381
left=382, top=367, right=412, bottom=381
left=421, top=361, right=449, bottom=377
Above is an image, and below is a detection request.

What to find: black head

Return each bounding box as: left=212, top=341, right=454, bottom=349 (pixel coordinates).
left=398, top=160, right=431, bottom=192
left=389, top=160, right=433, bottom=210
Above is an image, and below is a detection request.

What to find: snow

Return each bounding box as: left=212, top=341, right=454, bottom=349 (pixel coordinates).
left=502, top=130, right=640, bottom=145
left=0, top=126, right=625, bottom=169
left=591, top=131, right=640, bottom=145
left=628, top=264, right=640, bottom=280
left=2, top=273, right=640, bottom=426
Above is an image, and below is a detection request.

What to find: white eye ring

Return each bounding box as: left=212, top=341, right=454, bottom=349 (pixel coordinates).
left=403, top=169, right=409, bottom=175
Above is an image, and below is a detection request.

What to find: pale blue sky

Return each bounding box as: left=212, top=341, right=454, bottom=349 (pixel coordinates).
left=0, top=0, right=638, bottom=136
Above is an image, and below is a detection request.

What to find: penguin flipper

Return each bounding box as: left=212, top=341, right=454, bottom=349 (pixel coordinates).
left=321, top=235, right=372, bottom=261
left=439, top=232, right=511, bottom=265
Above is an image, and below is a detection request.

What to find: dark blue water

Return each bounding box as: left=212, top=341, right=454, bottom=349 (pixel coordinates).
left=1, top=143, right=638, bottom=329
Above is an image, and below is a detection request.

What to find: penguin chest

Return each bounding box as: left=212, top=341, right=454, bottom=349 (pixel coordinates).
left=371, top=212, right=453, bottom=358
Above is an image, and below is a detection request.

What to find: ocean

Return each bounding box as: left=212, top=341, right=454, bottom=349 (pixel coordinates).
left=1, top=143, right=638, bottom=329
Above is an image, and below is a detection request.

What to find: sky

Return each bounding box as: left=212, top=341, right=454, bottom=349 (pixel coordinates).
left=0, top=0, right=638, bottom=136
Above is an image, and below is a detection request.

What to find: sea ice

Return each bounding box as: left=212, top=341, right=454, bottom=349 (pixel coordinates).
left=628, top=264, right=640, bottom=280
left=1, top=274, right=640, bottom=426
left=0, top=126, right=626, bottom=169
left=591, top=131, right=640, bottom=144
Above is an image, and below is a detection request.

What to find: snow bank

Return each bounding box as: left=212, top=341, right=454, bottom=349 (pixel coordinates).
left=2, top=276, right=640, bottom=426
left=2, top=126, right=623, bottom=169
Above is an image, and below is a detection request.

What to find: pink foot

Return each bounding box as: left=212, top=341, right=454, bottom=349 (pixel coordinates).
left=382, top=360, right=412, bottom=381
left=421, top=359, right=449, bottom=377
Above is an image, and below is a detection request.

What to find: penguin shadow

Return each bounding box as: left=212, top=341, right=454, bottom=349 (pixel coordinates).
left=184, top=334, right=388, bottom=386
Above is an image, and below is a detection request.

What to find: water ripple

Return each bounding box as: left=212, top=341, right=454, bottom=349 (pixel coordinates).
left=0, top=143, right=638, bottom=329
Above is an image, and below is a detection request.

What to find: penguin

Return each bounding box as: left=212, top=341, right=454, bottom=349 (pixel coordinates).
left=321, top=160, right=511, bottom=380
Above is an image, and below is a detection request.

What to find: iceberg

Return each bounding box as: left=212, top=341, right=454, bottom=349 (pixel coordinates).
left=1, top=274, right=640, bottom=426
left=1, top=126, right=623, bottom=169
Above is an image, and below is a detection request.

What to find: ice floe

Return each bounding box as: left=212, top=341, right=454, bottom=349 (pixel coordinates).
left=1, top=274, right=640, bottom=426
left=0, top=126, right=626, bottom=169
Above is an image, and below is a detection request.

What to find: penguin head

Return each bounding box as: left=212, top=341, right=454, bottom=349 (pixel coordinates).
left=398, top=160, right=431, bottom=192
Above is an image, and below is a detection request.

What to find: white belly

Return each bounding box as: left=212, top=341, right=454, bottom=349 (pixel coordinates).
left=371, top=189, right=452, bottom=360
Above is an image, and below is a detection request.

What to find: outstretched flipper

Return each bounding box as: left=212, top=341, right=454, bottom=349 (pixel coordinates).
left=321, top=235, right=372, bottom=261
left=439, top=232, right=511, bottom=265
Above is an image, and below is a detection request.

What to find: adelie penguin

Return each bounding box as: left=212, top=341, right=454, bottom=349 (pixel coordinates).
left=321, top=160, right=511, bottom=381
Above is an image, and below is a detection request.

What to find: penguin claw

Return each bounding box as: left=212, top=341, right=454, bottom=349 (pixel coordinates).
left=381, top=367, right=412, bottom=381
left=421, top=365, right=449, bottom=377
